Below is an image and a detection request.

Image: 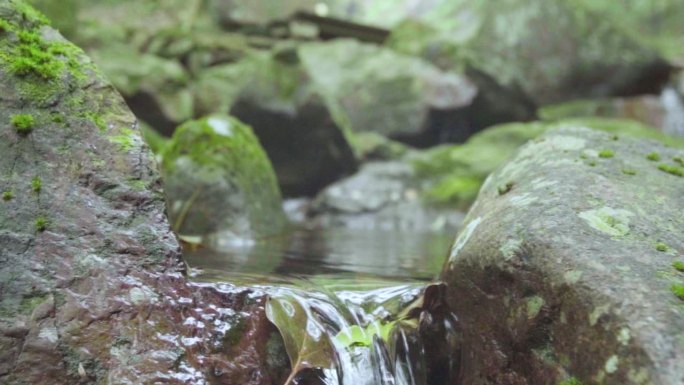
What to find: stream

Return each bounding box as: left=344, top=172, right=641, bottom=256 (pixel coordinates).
left=184, top=226, right=461, bottom=385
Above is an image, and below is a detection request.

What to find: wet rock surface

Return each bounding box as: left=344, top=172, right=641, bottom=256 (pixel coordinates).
left=442, top=126, right=684, bottom=384
left=0, top=3, right=284, bottom=384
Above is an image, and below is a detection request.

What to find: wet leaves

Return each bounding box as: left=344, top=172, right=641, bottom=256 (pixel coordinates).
left=333, top=320, right=396, bottom=348
left=265, top=295, right=334, bottom=384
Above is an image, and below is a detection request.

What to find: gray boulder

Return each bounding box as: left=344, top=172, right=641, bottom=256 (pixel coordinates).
left=310, top=160, right=464, bottom=233
left=0, top=3, right=284, bottom=384
left=442, top=126, right=684, bottom=384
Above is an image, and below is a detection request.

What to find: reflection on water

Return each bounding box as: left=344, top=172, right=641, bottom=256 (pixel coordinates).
left=184, top=226, right=454, bottom=283
left=183, top=226, right=460, bottom=385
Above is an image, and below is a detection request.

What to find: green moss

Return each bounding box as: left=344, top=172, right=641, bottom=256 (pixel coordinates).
left=674, top=157, right=684, bottom=167
left=31, top=176, right=42, bottom=193
left=414, top=118, right=684, bottom=209
left=671, top=284, right=684, bottom=300
left=161, top=115, right=285, bottom=236
left=424, top=176, right=482, bottom=208
left=35, top=216, right=49, bottom=232
left=2, top=191, right=14, bottom=201
left=11, top=114, right=35, bottom=134
left=0, top=2, right=89, bottom=103
left=83, top=112, right=107, bottom=131
left=646, top=152, right=661, bottom=161
left=598, top=149, right=614, bottom=158
left=657, top=164, right=683, bottom=177
left=655, top=242, right=669, bottom=252
left=558, top=377, right=583, bottom=385
left=108, top=128, right=137, bottom=151
left=498, top=181, right=514, bottom=195
left=672, top=261, right=684, bottom=272
left=621, top=169, right=636, bottom=175
left=19, top=293, right=48, bottom=315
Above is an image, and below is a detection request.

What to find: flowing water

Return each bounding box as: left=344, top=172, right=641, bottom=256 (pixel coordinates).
left=184, top=226, right=461, bottom=385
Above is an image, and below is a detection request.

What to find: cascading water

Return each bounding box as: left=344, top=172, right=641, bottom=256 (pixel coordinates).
left=184, top=226, right=461, bottom=385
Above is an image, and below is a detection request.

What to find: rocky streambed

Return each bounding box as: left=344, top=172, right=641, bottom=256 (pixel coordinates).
left=2, top=1, right=684, bottom=385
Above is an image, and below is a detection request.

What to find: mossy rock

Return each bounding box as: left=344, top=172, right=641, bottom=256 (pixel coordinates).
left=442, top=126, right=684, bottom=384
left=414, top=118, right=684, bottom=209
left=385, top=0, right=675, bottom=105
left=161, top=114, right=286, bottom=239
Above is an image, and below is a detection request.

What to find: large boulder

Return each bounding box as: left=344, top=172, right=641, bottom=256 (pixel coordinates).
left=229, top=49, right=358, bottom=197
left=0, top=3, right=284, bottom=384
left=298, top=39, right=478, bottom=143
left=442, top=126, right=684, bottom=384
left=161, top=114, right=287, bottom=241
left=385, top=0, right=676, bottom=105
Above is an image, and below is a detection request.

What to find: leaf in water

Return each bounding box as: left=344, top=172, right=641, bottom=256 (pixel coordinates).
left=265, top=295, right=334, bottom=384
left=333, top=320, right=397, bottom=348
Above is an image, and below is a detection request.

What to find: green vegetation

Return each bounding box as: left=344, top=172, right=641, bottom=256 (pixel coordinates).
left=655, top=242, right=669, bottom=252
left=558, top=377, right=582, bottom=385
left=35, top=216, right=49, bottom=232
left=498, top=181, right=514, bottom=195
left=2, top=191, right=14, bottom=201
left=672, top=261, right=684, bottom=272
left=598, top=149, right=614, bottom=158
left=31, top=176, right=42, bottom=193
left=646, top=152, right=661, bottom=161
left=333, top=321, right=396, bottom=348
left=657, top=164, right=683, bottom=177
left=621, top=169, right=636, bottom=175
left=415, top=118, right=684, bottom=208
left=11, top=114, right=35, bottom=134
left=672, top=284, right=684, bottom=300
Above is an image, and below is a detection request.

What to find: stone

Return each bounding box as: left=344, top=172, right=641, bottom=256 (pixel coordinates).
left=310, top=160, right=464, bottom=232
left=229, top=49, right=358, bottom=197
left=385, top=0, right=676, bottom=105
left=441, top=125, right=684, bottom=384
left=0, top=2, right=285, bottom=384
left=161, top=114, right=287, bottom=240
left=298, top=39, right=479, bottom=143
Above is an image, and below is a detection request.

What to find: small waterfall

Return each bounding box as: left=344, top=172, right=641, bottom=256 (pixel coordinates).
left=263, top=282, right=461, bottom=385
left=185, top=226, right=461, bottom=385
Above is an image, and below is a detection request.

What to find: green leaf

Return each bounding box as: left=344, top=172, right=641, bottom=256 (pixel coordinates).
left=265, top=296, right=334, bottom=384
left=333, top=320, right=397, bottom=348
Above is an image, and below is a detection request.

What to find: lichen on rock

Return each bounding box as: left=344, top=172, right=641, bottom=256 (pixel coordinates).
left=442, top=125, right=684, bottom=384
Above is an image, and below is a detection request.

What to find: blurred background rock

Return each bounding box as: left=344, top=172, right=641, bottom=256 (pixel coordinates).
left=26, top=0, right=684, bottom=235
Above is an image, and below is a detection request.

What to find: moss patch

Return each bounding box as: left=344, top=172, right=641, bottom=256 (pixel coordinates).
left=655, top=242, right=669, bottom=252
left=646, top=152, right=661, bottom=161
left=35, top=216, right=48, bottom=232
left=2, top=191, right=14, bottom=201
left=11, top=114, right=35, bottom=134
left=671, top=284, right=684, bottom=300
left=31, top=176, right=41, bottom=193
left=598, top=149, right=614, bottom=158
left=657, top=164, right=683, bottom=177
left=672, top=261, right=684, bottom=272
left=413, top=118, right=684, bottom=209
